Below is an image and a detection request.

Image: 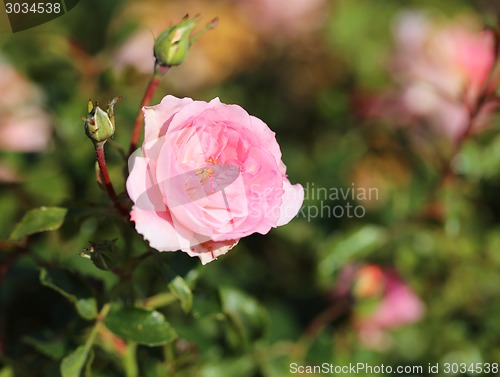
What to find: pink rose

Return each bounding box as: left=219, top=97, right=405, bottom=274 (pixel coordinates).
left=236, top=0, right=328, bottom=39
left=0, top=56, right=52, bottom=152
left=355, top=267, right=425, bottom=350
left=391, top=12, right=496, bottom=139
left=127, top=96, right=304, bottom=264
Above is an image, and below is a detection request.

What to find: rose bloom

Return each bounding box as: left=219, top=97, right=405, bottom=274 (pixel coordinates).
left=235, top=0, right=327, bottom=40
left=391, top=12, right=496, bottom=139
left=127, top=96, right=304, bottom=264
left=0, top=56, right=51, bottom=152
left=354, top=266, right=425, bottom=350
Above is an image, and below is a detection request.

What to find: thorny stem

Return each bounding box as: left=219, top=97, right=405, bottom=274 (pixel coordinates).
left=95, top=143, right=129, bottom=218
left=128, top=67, right=169, bottom=156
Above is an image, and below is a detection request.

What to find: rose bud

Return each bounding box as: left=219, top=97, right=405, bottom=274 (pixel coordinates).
left=153, top=15, right=217, bottom=69
left=84, top=97, right=120, bottom=145
left=81, top=239, right=120, bottom=271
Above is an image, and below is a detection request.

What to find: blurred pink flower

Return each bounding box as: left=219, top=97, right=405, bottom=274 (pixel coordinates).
left=235, top=0, right=327, bottom=39
left=391, top=12, right=496, bottom=139
left=0, top=57, right=51, bottom=153
left=0, top=109, right=52, bottom=152
left=113, top=30, right=155, bottom=75
left=353, top=265, right=425, bottom=350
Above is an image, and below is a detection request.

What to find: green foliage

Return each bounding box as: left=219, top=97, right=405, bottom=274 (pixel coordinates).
left=9, top=207, right=67, bottom=241
left=219, top=287, right=268, bottom=350
left=318, top=225, right=388, bottom=286
left=2, top=0, right=500, bottom=375
left=22, top=336, right=66, bottom=360
left=40, top=268, right=98, bottom=320
left=104, top=306, right=177, bottom=346
left=168, top=276, right=193, bottom=314
left=60, top=346, right=90, bottom=377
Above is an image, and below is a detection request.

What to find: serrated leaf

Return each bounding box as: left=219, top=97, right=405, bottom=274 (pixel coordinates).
left=9, top=206, right=67, bottom=241
left=40, top=268, right=97, bottom=320
left=104, top=306, right=177, bottom=346
left=168, top=276, right=193, bottom=313
left=8, top=207, right=118, bottom=242
left=60, top=345, right=88, bottom=377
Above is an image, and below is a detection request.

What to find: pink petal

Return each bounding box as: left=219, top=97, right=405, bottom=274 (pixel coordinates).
left=183, top=239, right=239, bottom=265
left=127, top=152, right=193, bottom=251
left=277, top=180, right=304, bottom=226
left=164, top=97, right=222, bottom=134
left=130, top=207, right=191, bottom=251
left=143, top=96, right=193, bottom=143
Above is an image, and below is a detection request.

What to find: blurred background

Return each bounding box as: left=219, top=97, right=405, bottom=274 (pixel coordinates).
left=2, top=0, right=500, bottom=376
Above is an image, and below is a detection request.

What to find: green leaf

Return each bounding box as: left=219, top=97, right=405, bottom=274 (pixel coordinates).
left=0, top=366, right=14, bottom=377
left=9, top=206, right=67, bottom=241
left=219, top=287, right=268, bottom=349
left=104, top=306, right=177, bottom=346
left=199, top=356, right=256, bottom=377
left=40, top=268, right=98, bottom=320
left=22, top=336, right=66, bottom=360
left=168, top=276, right=193, bottom=313
left=318, top=225, right=388, bottom=286
left=60, top=345, right=88, bottom=377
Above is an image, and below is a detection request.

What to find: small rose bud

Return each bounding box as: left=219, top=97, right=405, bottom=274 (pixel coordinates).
left=81, top=239, right=120, bottom=271
left=153, top=15, right=217, bottom=69
left=84, top=97, right=120, bottom=145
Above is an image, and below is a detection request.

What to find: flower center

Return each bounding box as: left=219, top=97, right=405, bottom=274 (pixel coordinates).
left=195, top=156, right=219, bottom=185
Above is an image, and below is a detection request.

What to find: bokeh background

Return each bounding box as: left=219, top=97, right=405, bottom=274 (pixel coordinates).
left=2, top=0, right=500, bottom=376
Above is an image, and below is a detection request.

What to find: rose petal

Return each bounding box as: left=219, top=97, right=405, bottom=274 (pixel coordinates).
left=183, top=239, right=239, bottom=264
left=143, top=96, right=193, bottom=143
left=130, top=207, right=192, bottom=251
left=165, top=97, right=222, bottom=134
left=277, top=180, right=304, bottom=226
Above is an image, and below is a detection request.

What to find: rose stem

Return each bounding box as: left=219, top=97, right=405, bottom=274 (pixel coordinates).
left=292, top=298, right=350, bottom=359
left=128, top=67, right=169, bottom=156
left=421, top=32, right=500, bottom=217
left=95, top=143, right=129, bottom=217
left=433, top=25, right=500, bottom=189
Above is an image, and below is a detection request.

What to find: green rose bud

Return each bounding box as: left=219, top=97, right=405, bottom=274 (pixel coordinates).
left=81, top=239, right=120, bottom=271
left=153, top=15, right=217, bottom=69
left=84, top=97, right=120, bottom=145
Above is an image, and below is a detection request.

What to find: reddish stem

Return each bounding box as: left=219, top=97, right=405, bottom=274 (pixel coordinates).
left=438, top=31, right=500, bottom=186
left=439, top=96, right=486, bottom=184
left=95, top=143, right=129, bottom=217
left=304, top=299, right=349, bottom=340
left=128, top=70, right=167, bottom=156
